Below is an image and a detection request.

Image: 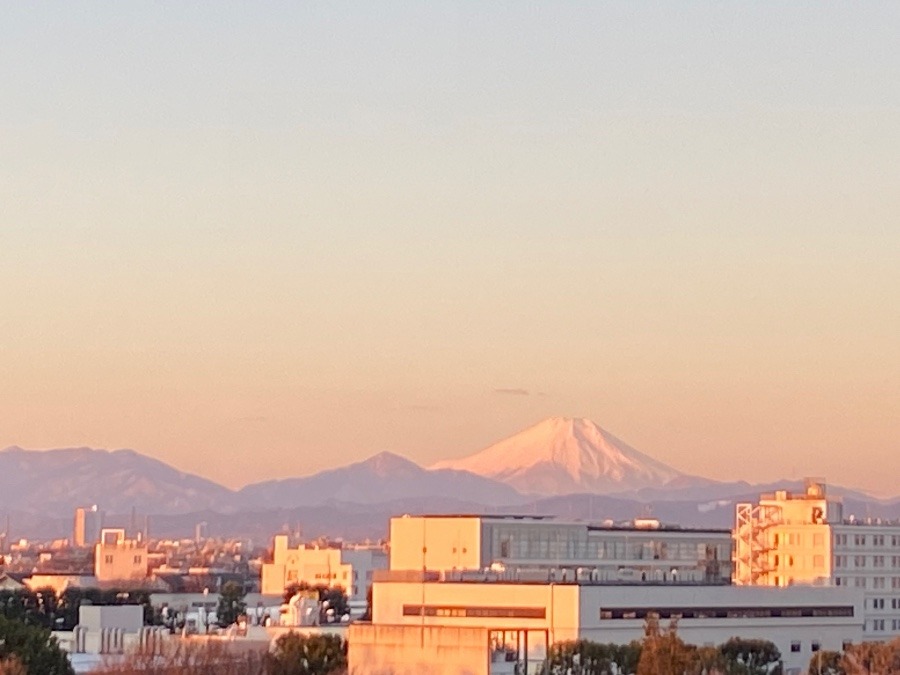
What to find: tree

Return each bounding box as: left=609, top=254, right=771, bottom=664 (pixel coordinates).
left=840, top=640, right=900, bottom=674
left=808, top=650, right=844, bottom=675
left=693, top=645, right=726, bottom=675
left=0, top=657, right=26, bottom=675
left=217, top=581, right=247, bottom=627
left=616, top=641, right=643, bottom=675
left=264, top=633, right=347, bottom=675
left=636, top=615, right=696, bottom=675
left=718, top=637, right=781, bottom=675
left=283, top=583, right=349, bottom=624
left=548, top=639, right=622, bottom=674
left=0, top=615, right=74, bottom=675
left=92, top=641, right=265, bottom=675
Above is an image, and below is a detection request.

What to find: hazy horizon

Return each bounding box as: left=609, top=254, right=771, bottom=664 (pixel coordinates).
left=3, top=3, right=898, bottom=493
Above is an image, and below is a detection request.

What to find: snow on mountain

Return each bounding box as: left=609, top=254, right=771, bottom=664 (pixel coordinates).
left=237, top=451, right=525, bottom=508
left=431, top=417, right=693, bottom=496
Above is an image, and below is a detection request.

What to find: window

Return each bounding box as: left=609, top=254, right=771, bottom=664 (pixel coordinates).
left=875, top=556, right=885, bottom=568
left=855, top=535, right=867, bottom=547
left=791, top=642, right=801, bottom=653
left=872, top=598, right=885, bottom=610
left=813, top=555, right=824, bottom=568
left=104, top=555, right=113, bottom=564
left=813, top=534, right=824, bottom=547
left=133, top=555, right=142, bottom=564
left=874, top=535, right=885, bottom=547
left=835, top=534, right=847, bottom=546
left=872, top=619, right=885, bottom=632
left=874, top=577, right=886, bottom=589
left=893, top=577, right=900, bottom=590
left=812, top=641, right=821, bottom=652
left=835, top=556, right=845, bottom=568
left=855, top=556, right=866, bottom=568
left=855, top=578, right=866, bottom=588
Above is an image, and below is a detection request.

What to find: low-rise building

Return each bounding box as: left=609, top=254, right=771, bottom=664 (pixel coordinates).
left=350, top=573, right=863, bottom=675
left=94, top=529, right=148, bottom=583
left=390, top=514, right=732, bottom=584
left=260, top=536, right=386, bottom=605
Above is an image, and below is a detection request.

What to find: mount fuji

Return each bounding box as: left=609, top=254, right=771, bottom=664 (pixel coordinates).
left=432, top=417, right=706, bottom=497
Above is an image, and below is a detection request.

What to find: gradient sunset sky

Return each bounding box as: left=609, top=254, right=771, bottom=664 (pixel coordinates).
left=2, top=3, right=898, bottom=493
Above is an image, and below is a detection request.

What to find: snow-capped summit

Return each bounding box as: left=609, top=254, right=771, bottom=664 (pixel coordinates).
left=432, top=417, right=688, bottom=496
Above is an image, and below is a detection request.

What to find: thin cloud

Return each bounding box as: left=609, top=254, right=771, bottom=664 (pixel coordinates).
left=494, top=388, right=530, bottom=396
left=237, top=415, right=269, bottom=423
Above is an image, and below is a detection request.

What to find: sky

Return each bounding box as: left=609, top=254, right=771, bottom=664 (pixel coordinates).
left=1, top=2, right=899, bottom=494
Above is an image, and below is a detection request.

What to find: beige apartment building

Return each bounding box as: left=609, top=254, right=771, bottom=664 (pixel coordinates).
left=260, top=535, right=387, bottom=606
left=94, top=529, right=148, bottom=583
left=735, top=479, right=900, bottom=640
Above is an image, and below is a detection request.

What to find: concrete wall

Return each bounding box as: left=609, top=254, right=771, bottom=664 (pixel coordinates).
left=94, top=540, right=148, bottom=582
left=342, top=548, right=388, bottom=603
left=390, top=517, right=483, bottom=572
left=349, top=623, right=488, bottom=675
left=79, top=604, right=144, bottom=633
left=577, top=584, right=863, bottom=675
left=371, top=581, right=579, bottom=645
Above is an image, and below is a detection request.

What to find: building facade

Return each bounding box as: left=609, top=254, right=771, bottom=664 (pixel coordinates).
left=734, top=479, right=900, bottom=640
left=352, top=575, right=863, bottom=675
left=94, top=529, right=148, bottom=583
left=390, top=515, right=732, bottom=584
left=260, top=536, right=387, bottom=605
left=73, top=506, right=102, bottom=549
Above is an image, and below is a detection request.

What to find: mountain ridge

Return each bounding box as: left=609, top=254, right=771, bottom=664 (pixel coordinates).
left=3, top=418, right=893, bottom=531
left=432, top=417, right=695, bottom=496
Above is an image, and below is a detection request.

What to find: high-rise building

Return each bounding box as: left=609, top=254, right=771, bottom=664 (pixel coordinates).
left=73, top=505, right=102, bottom=548
left=735, top=479, right=900, bottom=640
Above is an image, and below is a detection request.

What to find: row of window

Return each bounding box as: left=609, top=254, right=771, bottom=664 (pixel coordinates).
left=100, top=554, right=142, bottom=565
left=834, top=576, right=900, bottom=589
left=790, top=640, right=821, bottom=653
left=402, top=605, right=546, bottom=619
left=834, top=534, right=900, bottom=548
left=598, top=606, right=854, bottom=620
left=867, top=619, right=900, bottom=632
left=490, top=526, right=729, bottom=563
left=834, top=555, right=900, bottom=568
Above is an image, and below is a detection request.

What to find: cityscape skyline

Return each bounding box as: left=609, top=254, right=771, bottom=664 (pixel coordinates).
left=3, top=3, right=899, bottom=494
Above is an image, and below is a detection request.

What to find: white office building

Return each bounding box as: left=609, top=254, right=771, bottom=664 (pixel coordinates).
left=390, top=514, right=733, bottom=584
left=735, top=479, right=900, bottom=640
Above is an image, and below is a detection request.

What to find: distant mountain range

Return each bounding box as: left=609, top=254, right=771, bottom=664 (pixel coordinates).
left=3, top=417, right=898, bottom=540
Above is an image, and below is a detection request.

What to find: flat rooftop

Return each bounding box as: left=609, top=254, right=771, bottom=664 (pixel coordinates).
left=394, top=514, right=730, bottom=534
